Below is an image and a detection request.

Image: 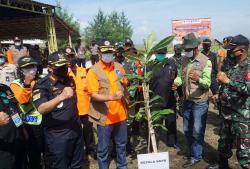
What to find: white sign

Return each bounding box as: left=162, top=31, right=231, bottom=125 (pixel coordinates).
left=137, top=152, right=169, bottom=169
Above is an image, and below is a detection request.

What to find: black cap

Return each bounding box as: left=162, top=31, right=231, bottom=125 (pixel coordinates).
left=98, top=39, right=115, bottom=53
left=224, top=34, right=249, bottom=50
left=48, top=51, right=68, bottom=68
left=17, top=56, right=37, bottom=68
left=14, top=37, right=21, bottom=41
left=202, top=38, right=212, bottom=44
left=124, top=38, right=133, bottom=46
left=126, top=47, right=137, bottom=54
left=65, top=47, right=75, bottom=55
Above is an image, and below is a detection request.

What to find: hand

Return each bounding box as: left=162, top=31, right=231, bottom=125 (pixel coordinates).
left=0, top=111, right=10, bottom=126
left=24, top=73, right=35, bottom=85
left=172, top=84, right=178, bottom=91
left=189, top=70, right=200, bottom=82
left=217, top=72, right=230, bottom=84
left=110, top=91, right=123, bottom=101
left=58, top=87, right=74, bottom=101
left=211, top=94, right=218, bottom=104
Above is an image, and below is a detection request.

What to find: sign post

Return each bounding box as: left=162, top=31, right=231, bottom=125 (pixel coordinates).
left=137, top=152, right=169, bottom=169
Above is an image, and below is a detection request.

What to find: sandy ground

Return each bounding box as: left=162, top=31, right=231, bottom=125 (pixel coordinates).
left=83, top=104, right=241, bottom=169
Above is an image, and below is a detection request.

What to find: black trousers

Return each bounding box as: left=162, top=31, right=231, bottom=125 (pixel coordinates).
left=0, top=143, right=16, bottom=169
left=24, top=124, right=44, bottom=169
left=77, top=58, right=86, bottom=68
left=44, top=130, right=84, bottom=169
left=80, top=115, right=95, bottom=153
left=164, top=111, right=177, bottom=146
left=152, top=107, right=177, bottom=147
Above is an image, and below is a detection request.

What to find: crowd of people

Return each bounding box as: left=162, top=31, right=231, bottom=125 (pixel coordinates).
left=0, top=33, right=249, bottom=169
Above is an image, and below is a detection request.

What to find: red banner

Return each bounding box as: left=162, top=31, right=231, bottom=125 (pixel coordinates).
left=172, top=18, right=211, bottom=44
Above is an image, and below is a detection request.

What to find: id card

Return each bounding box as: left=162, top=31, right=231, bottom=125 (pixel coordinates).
left=11, top=113, right=23, bottom=127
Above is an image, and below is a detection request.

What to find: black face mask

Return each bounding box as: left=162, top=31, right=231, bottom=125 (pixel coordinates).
left=203, top=45, right=211, bottom=52
left=53, top=65, right=68, bottom=79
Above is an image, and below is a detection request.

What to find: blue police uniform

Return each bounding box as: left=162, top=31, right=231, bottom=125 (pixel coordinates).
left=32, top=75, right=83, bottom=169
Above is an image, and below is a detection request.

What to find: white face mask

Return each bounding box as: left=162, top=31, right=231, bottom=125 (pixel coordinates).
left=14, top=42, right=21, bottom=46
left=185, top=50, right=194, bottom=58
left=22, top=67, right=37, bottom=77
left=102, top=53, right=114, bottom=63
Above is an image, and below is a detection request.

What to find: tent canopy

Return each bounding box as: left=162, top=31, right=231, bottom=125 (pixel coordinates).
left=0, top=0, right=80, bottom=40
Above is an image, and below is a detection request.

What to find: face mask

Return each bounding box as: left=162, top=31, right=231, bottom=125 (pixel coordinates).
left=14, top=42, right=21, bottom=46
left=155, top=54, right=166, bottom=62
left=185, top=50, right=194, bottom=58
left=203, top=45, right=211, bottom=51
left=0, top=58, right=6, bottom=65
left=53, top=65, right=69, bottom=79
left=22, top=67, right=37, bottom=77
left=102, top=53, right=114, bottom=63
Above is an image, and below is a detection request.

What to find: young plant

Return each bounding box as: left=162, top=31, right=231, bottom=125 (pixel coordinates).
left=125, top=33, right=174, bottom=153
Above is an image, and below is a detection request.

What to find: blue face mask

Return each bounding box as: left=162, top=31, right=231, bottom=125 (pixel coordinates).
left=155, top=54, right=166, bottom=62
left=0, top=58, right=6, bottom=65
left=102, top=53, right=114, bottom=63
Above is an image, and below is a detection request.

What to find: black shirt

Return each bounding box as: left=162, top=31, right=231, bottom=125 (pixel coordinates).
left=0, top=85, right=20, bottom=145
left=32, top=75, right=81, bottom=138
left=149, top=58, right=181, bottom=109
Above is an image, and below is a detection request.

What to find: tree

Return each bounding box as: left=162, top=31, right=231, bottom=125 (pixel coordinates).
left=55, top=1, right=81, bottom=49
left=125, top=33, right=174, bottom=153
left=83, top=9, right=133, bottom=44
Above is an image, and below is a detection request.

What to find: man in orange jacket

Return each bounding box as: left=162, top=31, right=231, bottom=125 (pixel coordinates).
left=65, top=47, right=96, bottom=158
left=87, top=39, right=129, bottom=169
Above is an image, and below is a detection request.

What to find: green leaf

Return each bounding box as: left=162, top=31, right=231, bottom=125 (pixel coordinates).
left=134, top=107, right=146, bottom=121
left=151, top=109, right=174, bottom=122
left=149, top=95, right=163, bottom=103
left=153, top=124, right=168, bottom=131
left=144, top=32, right=157, bottom=53
left=129, top=100, right=144, bottom=108
left=124, top=52, right=141, bottom=62
left=147, top=36, right=174, bottom=58
left=125, top=74, right=144, bottom=81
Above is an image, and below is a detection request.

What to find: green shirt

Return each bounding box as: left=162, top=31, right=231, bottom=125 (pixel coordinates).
left=174, top=58, right=212, bottom=89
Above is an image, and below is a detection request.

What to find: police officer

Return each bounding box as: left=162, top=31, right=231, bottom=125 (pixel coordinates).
left=149, top=47, right=181, bottom=149
left=208, top=35, right=250, bottom=169
left=173, top=44, right=183, bottom=68
left=65, top=47, right=96, bottom=158
left=0, top=53, right=17, bottom=86
left=32, top=51, right=83, bottom=169
left=10, top=56, right=43, bottom=169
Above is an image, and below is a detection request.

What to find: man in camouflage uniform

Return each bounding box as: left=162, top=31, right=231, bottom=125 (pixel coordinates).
left=208, top=34, right=250, bottom=169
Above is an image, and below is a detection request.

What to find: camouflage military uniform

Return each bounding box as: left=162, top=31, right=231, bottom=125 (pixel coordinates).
left=218, top=56, right=250, bottom=168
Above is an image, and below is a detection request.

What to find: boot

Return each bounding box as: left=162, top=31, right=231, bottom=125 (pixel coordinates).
left=206, top=156, right=230, bottom=169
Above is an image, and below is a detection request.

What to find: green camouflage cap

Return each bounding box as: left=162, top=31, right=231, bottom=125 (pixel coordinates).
left=182, top=33, right=200, bottom=49
left=174, top=44, right=183, bottom=50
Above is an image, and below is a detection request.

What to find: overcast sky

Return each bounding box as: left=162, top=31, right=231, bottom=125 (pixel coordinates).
left=39, top=0, right=250, bottom=44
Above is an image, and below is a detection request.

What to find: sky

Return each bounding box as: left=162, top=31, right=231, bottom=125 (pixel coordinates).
left=39, top=0, right=250, bottom=44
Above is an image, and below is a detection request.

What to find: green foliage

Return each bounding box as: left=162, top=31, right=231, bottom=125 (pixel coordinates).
left=126, top=33, right=174, bottom=133
left=55, top=1, right=81, bottom=48
left=82, top=9, right=133, bottom=44
left=55, top=1, right=81, bottom=34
